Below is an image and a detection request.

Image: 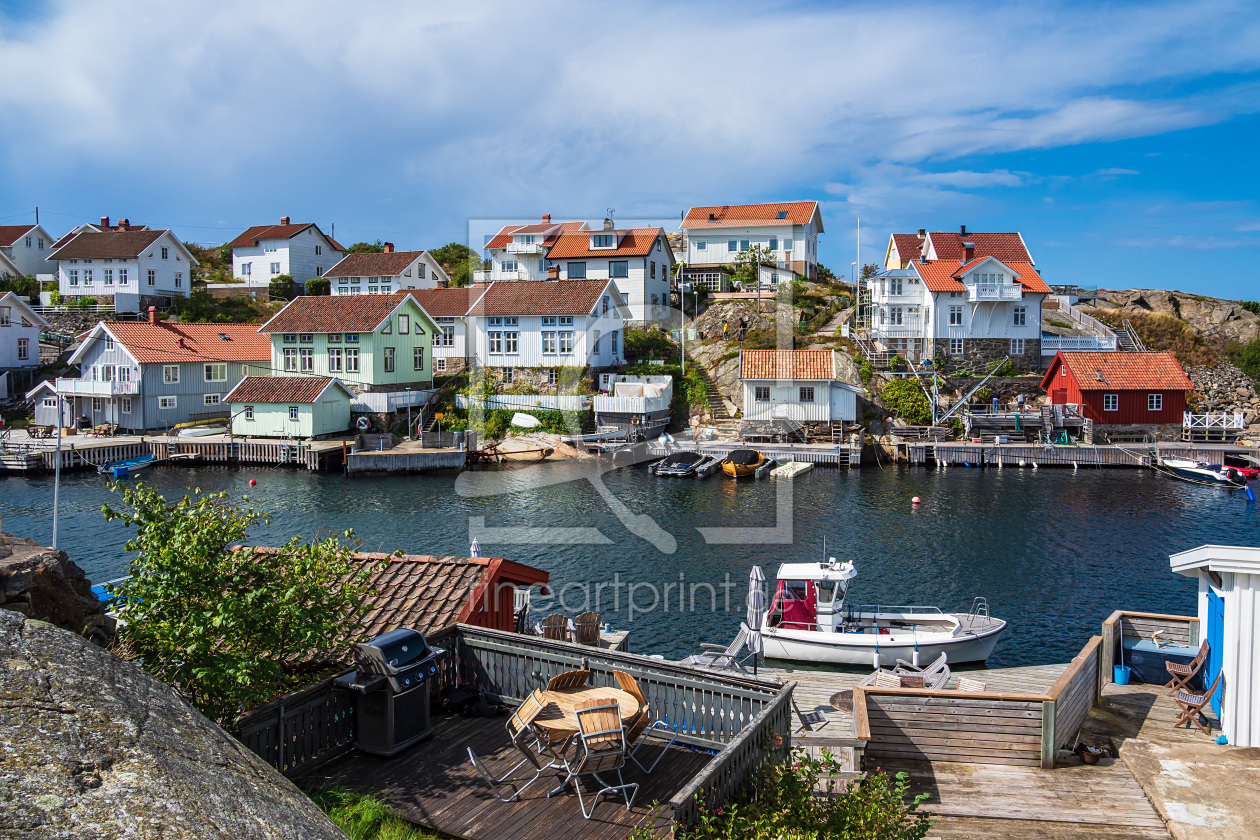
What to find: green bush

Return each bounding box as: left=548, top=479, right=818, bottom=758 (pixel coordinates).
left=77, top=296, right=97, bottom=309
left=859, top=362, right=873, bottom=384
left=305, top=278, right=331, bottom=296
left=1240, top=301, right=1260, bottom=315
left=1234, top=337, right=1260, bottom=380
left=625, top=327, right=676, bottom=362
left=49, top=290, right=62, bottom=306
left=974, top=387, right=994, bottom=404
left=269, top=275, right=295, bottom=301
left=985, top=358, right=1014, bottom=377
left=889, top=354, right=906, bottom=372
left=307, top=787, right=439, bottom=840
left=881, top=378, right=932, bottom=425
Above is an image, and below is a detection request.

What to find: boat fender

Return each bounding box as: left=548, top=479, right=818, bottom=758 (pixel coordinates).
left=1018, top=460, right=1026, bottom=467
left=1032, top=462, right=1038, bottom=469
left=1247, top=487, right=1256, bottom=503
left=963, top=461, right=970, bottom=468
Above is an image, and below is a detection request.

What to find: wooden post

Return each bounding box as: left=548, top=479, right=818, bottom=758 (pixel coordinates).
left=1040, top=699, right=1056, bottom=768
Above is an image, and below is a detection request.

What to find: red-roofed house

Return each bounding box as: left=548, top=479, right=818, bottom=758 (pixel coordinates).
left=480, top=215, right=587, bottom=284
left=738, top=349, right=860, bottom=432
left=868, top=226, right=1050, bottom=370
left=325, top=243, right=451, bottom=296
left=224, top=376, right=354, bottom=437
left=1039, top=351, right=1192, bottom=428
left=229, top=216, right=343, bottom=289
left=49, top=228, right=199, bottom=311
left=0, top=223, right=57, bottom=278
left=679, top=201, right=824, bottom=286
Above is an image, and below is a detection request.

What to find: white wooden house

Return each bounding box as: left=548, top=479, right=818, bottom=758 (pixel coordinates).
left=479, top=215, right=587, bottom=283
left=0, top=292, right=50, bottom=374
left=229, top=217, right=344, bottom=288
left=48, top=229, right=199, bottom=311
left=679, top=201, right=824, bottom=287
left=408, top=286, right=490, bottom=375
left=1170, top=545, right=1260, bottom=748
left=0, top=223, right=57, bottom=278
left=739, top=349, right=859, bottom=424
left=325, top=244, right=451, bottom=295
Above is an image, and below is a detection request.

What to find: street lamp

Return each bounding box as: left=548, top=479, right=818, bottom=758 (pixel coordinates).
left=680, top=280, right=692, bottom=374
left=406, top=386, right=412, bottom=440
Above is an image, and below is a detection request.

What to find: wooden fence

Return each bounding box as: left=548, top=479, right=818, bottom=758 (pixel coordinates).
left=1100, top=610, right=1200, bottom=688
left=856, top=635, right=1102, bottom=768
left=237, top=673, right=357, bottom=777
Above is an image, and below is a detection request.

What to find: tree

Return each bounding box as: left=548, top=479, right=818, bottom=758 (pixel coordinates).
left=732, top=244, right=776, bottom=288
left=269, top=274, right=295, bottom=300
left=305, top=277, right=331, bottom=296
left=103, top=484, right=377, bottom=725
left=1235, top=337, right=1260, bottom=380
left=186, top=241, right=235, bottom=285
left=881, top=378, right=933, bottom=425
left=0, top=273, right=40, bottom=300
left=429, top=242, right=484, bottom=287
left=345, top=240, right=385, bottom=255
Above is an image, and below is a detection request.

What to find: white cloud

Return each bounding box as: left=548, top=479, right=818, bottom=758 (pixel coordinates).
left=1095, top=168, right=1141, bottom=176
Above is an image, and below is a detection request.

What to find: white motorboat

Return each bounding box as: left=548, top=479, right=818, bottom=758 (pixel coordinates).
left=178, top=424, right=227, bottom=438
left=559, top=426, right=627, bottom=445
left=1158, top=457, right=1246, bottom=488
left=760, top=558, right=1007, bottom=667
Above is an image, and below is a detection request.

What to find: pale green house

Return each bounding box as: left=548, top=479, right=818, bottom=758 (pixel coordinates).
left=257, top=291, right=437, bottom=392
left=224, top=376, right=354, bottom=438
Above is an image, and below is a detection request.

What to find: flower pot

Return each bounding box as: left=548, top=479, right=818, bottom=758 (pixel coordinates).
left=1114, top=665, right=1131, bottom=685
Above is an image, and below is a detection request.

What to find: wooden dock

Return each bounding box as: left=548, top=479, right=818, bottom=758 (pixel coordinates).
left=900, top=440, right=1259, bottom=468
left=0, top=434, right=352, bottom=473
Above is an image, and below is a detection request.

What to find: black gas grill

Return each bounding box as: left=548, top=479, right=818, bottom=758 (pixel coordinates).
left=336, top=628, right=444, bottom=756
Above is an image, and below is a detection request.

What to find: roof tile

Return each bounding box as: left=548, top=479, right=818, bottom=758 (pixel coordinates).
left=474, top=280, right=616, bottom=316
left=260, top=290, right=413, bottom=334
left=682, top=202, right=821, bottom=230
left=325, top=251, right=425, bottom=278
left=224, top=375, right=341, bottom=403
left=1053, top=351, right=1192, bottom=391
left=927, top=231, right=1031, bottom=264
left=544, top=227, right=664, bottom=259
left=103, top=321, right=272, bottom=364
left=0, top=225, right=36, bottom=246
left=49, top=230, right=166, bottom=260
left=740, top=349, right=836, bottom=380
left=409, top=286, right=489, bottom=317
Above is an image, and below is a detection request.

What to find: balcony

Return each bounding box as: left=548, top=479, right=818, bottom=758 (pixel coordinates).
left=1040, top=334, right=1118, bottom=353
left=472, top=269, right=531, bottom=283
left=505, top=241, right=544, bottom=254
left=872, top=320, right=924, bottom=338
left=55, top=377, right=139, bottom=397
left=968, top=283, right=1023, bottom=302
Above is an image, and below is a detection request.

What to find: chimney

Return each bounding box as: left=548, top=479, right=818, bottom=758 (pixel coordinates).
left=101, top=216, right=110, bottom=228
left=542, top=214, right=551, bottom=223
left=603, top=217, right=614, bottom=230
left=960, top=224, right=967, bottom=235
left=118, top=218, right=129, bottom=228
left=917, top=228, right=926, bottom=239
left=963, top=242, right=975, bottom=262
left=280, top=216, right=290, bottom=225
left=383, top=242, right=394, bottom=253
left=147, top=306, right=158, bottom=325
left=547, top=265, right=561, bottom=280
left=708, top=213, right=717, bottom=221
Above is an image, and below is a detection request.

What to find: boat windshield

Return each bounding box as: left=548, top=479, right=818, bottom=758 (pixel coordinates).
left=769, top=579, right=817, bottom=630
left=817, top=579, right=839, bottom=605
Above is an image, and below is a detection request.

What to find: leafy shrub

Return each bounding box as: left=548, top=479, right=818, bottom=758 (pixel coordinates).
left=932, top=350, right=948, bottom=371
left=1234, top=337, right=1260, bottom=380
left=305, top=277, right=331, bottom=296
left=889, top=354, right=906, bottom=373
left=985, top=358, right=1013, bottom=377
left=268, top=274, right=295, bottom=301
left=625, top=327, right=676, bottom=362
left=974, top=387, right=994, bottom=404
left=881, top=378, right=932, bottom=425
left=1045, top=318, right=1073, bottom=329
left=1241, top=301, right=1260, bottom=315
left=859, top=362, right=873, bottom=384
left=49, top=290, right=62, bottom=306
left=76, top=296, right=98, bottom=309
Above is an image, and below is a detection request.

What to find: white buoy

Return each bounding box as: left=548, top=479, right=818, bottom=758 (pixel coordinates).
left=912, top=648, right=921, bottom=668
left=1019, top=459, right=1026, bottom=467
left=1032, top=461, right=1038, bottom=469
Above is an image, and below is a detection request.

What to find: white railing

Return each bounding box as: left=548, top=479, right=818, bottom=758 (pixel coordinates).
left=54, top=377, right=139, bottom=396
left=1061, top=302, right=1115, bottom=337
left=594, top=387, right=672, bottom=415
left=505, top=242, right=544, bottom=254
left=968, top=284, right=1023, bottom=301
left=350, top=388, right=437, bottom=413
left=472, top=269, right=531, bottom=283
left=33, top=303, right=116, bottom=315
left=1183, top=412, right=1245, bottom=430
left=872, top=321, right=924, bottom=337
left=456, top=393, right=591, bottom=411
left=1041, top=334, right=1118, bottom=353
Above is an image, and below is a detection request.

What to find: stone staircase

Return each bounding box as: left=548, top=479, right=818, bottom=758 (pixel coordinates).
left=692, top=361, right=741, bottom=437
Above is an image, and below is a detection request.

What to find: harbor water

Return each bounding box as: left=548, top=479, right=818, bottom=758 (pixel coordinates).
left=2, top=464, right=1257, bottom=667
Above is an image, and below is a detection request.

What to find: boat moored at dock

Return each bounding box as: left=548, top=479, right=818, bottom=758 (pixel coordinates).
left=721, top=448, right=770, bottom=478
left=1157, top=457, right=1248, bottom=488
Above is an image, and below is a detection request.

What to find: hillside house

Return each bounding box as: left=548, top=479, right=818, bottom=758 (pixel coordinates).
left=54, top=310, right=272, bottom=430
left=479, top=215, right=587, bottom=283
left=545, top=222, right=674, bottom=322
left=258, top=291, right=436, bottom=395
left=48, top=229, right=199, bottom=311
left=325, top=244, right=450, bottom=295
left=225, top=375, right=354, bottom=438
left=1039, top=351, right=1192, bottom=436
left=0, top=223, right=57, bottom=278
left=0, top=292, right=50, bottom=382
left=409, top=285, right=491, bottom=375
left=679, top=201, right=824, bottom=288
left=50, top=216, right=149, bottom=250
left=739, top=349, right=859, bottom=439
left=229, top=217, right=344, bottom=288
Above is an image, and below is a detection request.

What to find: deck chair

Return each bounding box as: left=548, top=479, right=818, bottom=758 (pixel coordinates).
left=893, top=652, right=951, bottom=689
left=957, top=677, right=987, bottom=692
left=547, top=669, right=591, bottom=691
left=614, top=671, right=678, bottom=773
left=467, top=689, right=550, bottom=801
left=539, top=613, right=570, bottom=642
left=899, top=674, right=926, bottom=689
left=561, top=699, right=639, bottom=819
left=1174, top=670, right=1223, bottom=736
left=1166, top=641, right=1209, bottom=695
left=792, top=698, right=831, bottom=733
left=679, top=623, right=751, bottom=671
left=573, top=612, right=602, bottom=646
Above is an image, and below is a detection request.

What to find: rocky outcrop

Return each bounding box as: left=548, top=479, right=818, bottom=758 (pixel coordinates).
left=0, top=609, right=347, bottom=840
left=0, top=532, right=106, bottom=639
left=1095, top=289, right=1260, bottom=346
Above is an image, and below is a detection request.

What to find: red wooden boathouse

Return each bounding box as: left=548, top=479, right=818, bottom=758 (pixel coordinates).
left=1038, top=350, right=1193, bottom=424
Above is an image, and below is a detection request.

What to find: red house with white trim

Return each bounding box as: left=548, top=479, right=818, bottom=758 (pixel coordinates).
left=1038, top=351, right=1192, bottom=425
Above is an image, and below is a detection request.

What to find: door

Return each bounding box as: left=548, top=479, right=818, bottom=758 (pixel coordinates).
left=1206, top=588, right=1225, bottom=717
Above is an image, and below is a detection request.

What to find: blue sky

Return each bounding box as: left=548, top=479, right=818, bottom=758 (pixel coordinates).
left=1, top=0, right=1258, bottom=297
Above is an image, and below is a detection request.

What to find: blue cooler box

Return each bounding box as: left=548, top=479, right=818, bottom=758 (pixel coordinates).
left=1121, top=638, right=1200, bottom=689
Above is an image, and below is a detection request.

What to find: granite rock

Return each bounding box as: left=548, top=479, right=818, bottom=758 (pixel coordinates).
left=0, top=533, right=106, bottom=639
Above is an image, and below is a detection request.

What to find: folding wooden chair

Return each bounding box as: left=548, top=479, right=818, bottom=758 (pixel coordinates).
left=573, top=612, right=602, bottom=646
left=539, top=613, right=570, bottom=642
left=873, top=671, right=903, bottom=689
left=614, top=671, right=678, bottom=773
left=791, top=698, right=831, bottom=733
left=1166, top=641, right=1209, bottom=695
left=547, top=669, right=591, bottom=691
left=957, top=677, right=987, bottom=692
left=1173, top=670, right=1223, bottom=736
left=467, top=689, right=551, bottom=801
left=561, top=699, right=639, bottom=819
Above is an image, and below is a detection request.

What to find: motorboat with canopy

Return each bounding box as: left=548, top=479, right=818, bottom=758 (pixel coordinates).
left=721, top=448, right=768, bottom=478
left=650, top=451, right=717, bottom=477
left=760, top=558, right=1007, bottom=667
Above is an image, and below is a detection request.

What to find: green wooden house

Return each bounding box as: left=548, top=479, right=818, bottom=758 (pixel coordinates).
left=257, top=291, right=437, bottom=392
left=224, top=375, right=354, bottom=438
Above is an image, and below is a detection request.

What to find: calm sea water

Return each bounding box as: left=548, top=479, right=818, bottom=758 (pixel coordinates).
left=3, top=463, right=1257, bottom=667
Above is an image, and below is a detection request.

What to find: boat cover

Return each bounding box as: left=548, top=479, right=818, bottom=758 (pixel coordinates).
left=769, top=579, right=817, bottom=630
left=661, top=451, right=703, bottom=466
left=726, top=449, right=762, bottom=466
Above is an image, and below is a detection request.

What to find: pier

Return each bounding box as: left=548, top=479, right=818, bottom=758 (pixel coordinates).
left=645, top=437, right=863, bottom=466
left=898, top=440, right=1259, bottom=468
left=0, top=433, right=353, bottom=473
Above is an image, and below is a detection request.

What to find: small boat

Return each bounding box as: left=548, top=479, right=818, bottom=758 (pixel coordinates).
left=721, top=448, right=767, bottom=478
left=178, top=424, right=227, bottom=438
left=559, top=426, right=628, bottom=445
left=1158, top=457, right=1246, bottom=488
left=97, top=452, right=199, bottom=477
left=650, top=451, right=717, bottom=477
left=759, top=557, right=1007, bottom=667
left=1223, top=453, right=1260, bottom=481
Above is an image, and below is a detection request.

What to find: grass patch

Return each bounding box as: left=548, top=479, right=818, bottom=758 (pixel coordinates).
left=307, top=787, right=442, bottom=840
left=1097, top=310, right=1220, bottom=367
left=1045, top=318, right=1073, bottom=329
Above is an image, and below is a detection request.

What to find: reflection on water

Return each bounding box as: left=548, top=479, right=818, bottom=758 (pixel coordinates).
left=2, top=463, right=1257, bottom=667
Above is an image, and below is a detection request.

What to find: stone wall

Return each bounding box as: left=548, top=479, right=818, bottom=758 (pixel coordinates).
left=932, top=338, right=1041, bottom=374
left=0, top=532, right=106, bottom=640
left=435, top=356, right=468, bottom=376
left=480, top=365, right=594, bottom=395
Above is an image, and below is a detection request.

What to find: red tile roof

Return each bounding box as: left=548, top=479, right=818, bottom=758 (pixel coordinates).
left=474, top=280, right=617, bottom=316
left=0, top=225, right=36, bottom=246
left=409, top=286, right=489, bottom=317
left=910, top=257, right=1051, bottom=294
left=325, top=251, right=426, bottom=278
left=485, top=220, right=585, bottom=251
left=260, top=290, right=414, bottom=334
left=100, top=321, right=272, bottom=364
left=681, top=202, right=821, bottom=231
left=48, top=230, right=166, bottom=260
left=224, top=375, right=345, bottom=404
left=926, top=232, right=1031, bottom=264
left=890, top=234, right=924, bottom=263
left=1048, top=351, right=1192, bottom=392
left=228, top=223, right=342, bottom=251
left=740, top=349, right=836, bottom=380
left=545, top=228, right=664, bottom=259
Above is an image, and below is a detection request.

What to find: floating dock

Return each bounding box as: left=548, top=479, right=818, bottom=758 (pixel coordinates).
left=645, top=438, right=861, bottom=466
left=770, top=460, right=814, bottom=478
left=898, top=440, right=1259, bottom=468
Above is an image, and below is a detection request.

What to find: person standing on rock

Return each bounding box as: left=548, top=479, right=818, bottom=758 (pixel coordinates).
left=723, top=321, right=730, bottom=340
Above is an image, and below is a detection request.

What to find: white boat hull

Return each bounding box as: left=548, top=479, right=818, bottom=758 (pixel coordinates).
left=761, top=615, right=1006, bottom=667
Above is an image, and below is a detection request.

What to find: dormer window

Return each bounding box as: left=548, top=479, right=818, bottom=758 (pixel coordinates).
left=972, top=272, right=1005, bottom=283
left=591, top=234, right=615, bottom=249
left=518, top=235, right=536, bottom=245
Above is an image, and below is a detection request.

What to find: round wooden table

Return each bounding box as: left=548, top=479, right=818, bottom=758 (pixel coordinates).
left=533, top=686, right=642, bottom=739
left=830, top=690, right=854, bottom=714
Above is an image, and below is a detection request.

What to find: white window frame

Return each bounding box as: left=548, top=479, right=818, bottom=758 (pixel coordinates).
left=158, top=396, right=178, bottom=410
left=949, top=306, right=964, bottom=326
left=204, top=394, right=221, bottom=406
left=754, top=386, right=770, bottom=402
left=244, top=405, right=254, bottom=420
left=121, top=397, right=132, bottom=413
left=289, top=406, right=300, bottom=421
left=1148, top=393, right=1163, bottom=412
left=204, top=363, right=227, bottom=383
left=345, top=348, right=359, bottom=372
left=163, top=365, right=180, bottom=383
left=949, top=337, right=964, bottom=355
left=283, top=348, right=297, bottom=371
left=328, top=347, right=343, bottom=371
left=1013, top=306, right=1027, bottom=327
left=1010, top=338, right=1025, bottom=355
left=559, top=331, right=574, bottom=354
left=1103, top=393, right=1119, bottom=412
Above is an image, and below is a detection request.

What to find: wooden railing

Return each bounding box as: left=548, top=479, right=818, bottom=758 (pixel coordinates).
left=1100, top=610, right=1199, bottom=687
left=237, top=672, right=357, bottom=777
left=855, top=635, right=1103, bottom=769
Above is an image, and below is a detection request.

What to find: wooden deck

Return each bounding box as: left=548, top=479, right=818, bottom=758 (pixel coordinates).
left=303, top=713, right=712, bottom=840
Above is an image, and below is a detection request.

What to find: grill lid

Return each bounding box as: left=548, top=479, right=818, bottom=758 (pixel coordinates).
left=355, top=627, right=432, bottom=674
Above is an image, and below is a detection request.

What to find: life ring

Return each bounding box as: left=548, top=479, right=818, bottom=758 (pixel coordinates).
left=356, top=416, right=370, bottom=431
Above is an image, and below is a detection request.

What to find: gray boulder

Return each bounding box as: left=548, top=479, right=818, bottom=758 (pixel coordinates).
left=0, top=610, right=346, bottom=839
left=0, top=532, right=106, bottom=639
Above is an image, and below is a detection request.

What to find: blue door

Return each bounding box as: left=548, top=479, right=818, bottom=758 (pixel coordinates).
left=1206, top=588, right=1225, bottom=718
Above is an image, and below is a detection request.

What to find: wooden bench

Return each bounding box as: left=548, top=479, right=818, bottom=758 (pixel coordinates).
left=91, top=423, right=119, bottom=438
left=27, top=424, right=54, bottom=439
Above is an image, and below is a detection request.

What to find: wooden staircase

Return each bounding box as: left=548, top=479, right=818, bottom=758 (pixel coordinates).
left=1117, top=320, right=1147, bottom=352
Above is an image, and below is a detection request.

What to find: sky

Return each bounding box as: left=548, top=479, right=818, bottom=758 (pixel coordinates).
left=1, top=0, right=1259, bottom=297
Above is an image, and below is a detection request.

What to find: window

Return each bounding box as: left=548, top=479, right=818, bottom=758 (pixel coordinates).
left=241, top=263, right=252, bottom=276
left=489, top=331, right=503, bottom=353
left=161, top=247, right=169, bottom=260
left=1103, top=393, right=1119, bottom=412
left=784, top=237, right=793, bottom=251
left=328, top=347, right=343, bottom=371
left=17, top=338, right=28, bottom=361
left=289, top=406, right=300, bottom=421
left=101, top=365, right=115, bottom=382
left=548, top=369, right=558, bottom=386
left=567, top=262, right=587, bottom=279
left=345, top=348, right=359, bottom=371
left=398, top=314, right=409, bottom=333
left=769, top=237, right=778, bottom=251
left=1148, top=393, right=1163, bottom=412
left=949, top=306, right=963, bottom=326
left=949, top=337, right=964, bottom=355
left=147, top=269, right=155, bottom=286
left=204, top=363, right=227, bottom=382
left=503, top=368, right=513, bottom=385
left=592, top=234, right=614, bottom=248
left=728, top=240, right=737, bottom=252
left=121, top=398, right=132, bottom=413
left=24, top=235, right=31, bottom=247
left=283, top=333, right=297, bottom=343
left=1010, top=338, right=1025, bottom=355
left=888, top=277, right=903, bottom=296
left=799, top=386, right=815, bottom=402
left=299, top=333, right=313, bottom=343
left=610, top=260, right=628, bottom=278
left=84, top=269, right=92, bottom=284
left=601, top=295, right=610, bottom=316
left=163, top=365, right=180, bottom=383
left=559, top=331, right=574, bottom=353
left=776, top=210, right=788, bottom=219
left=0, top=307, right=9, bottom=326
left=159, top=396, right=178, bottom=410
left=440, top=325, right=454, bottom=346
left=500, top=259, right=518, bottom=273
left=650, top=261, right=656, bottom=279
left=43, top=397, right=56, bottom=408
left=383, top=347, right=395, bottom=372
left=244, top=405, right=254, bottom=420
left=755, top=386, right=770, bottom=402
left=299, top=348, right=313, bottom=371
left=345, top=333, right=359, bottom=343
left=328, top=333, right=341, bottom=343
left=175, top=272, right=183, bottom=288
left=37, top=238, right=43, bottom=250
left=92, top=397, right=104, bottom=412
left=436, top=358, right=446, bottom=371
left=740, top=239, right=750, bottom=251
left=696, top=240, right=707, bottom=251
left=542, top=331, right=557, bottom=353
left=1013, top=306, right=1027, bottom=327
left=504, top=331, right=518, bottom=353
left=104, top=269, right=113, bottom=285
left=559, top=315, right=573, bottom=325
left=611, top=331, right=619, bottom=354
left=315, top=244, right=322, bottom=256
left=413, top=347, right=424, bottom=370
left=118, top=268, right=127, bottom=284
left=888, top=307, right=903, bottom=325
left=204, top=394, right=221, bottom=406
left=270, top=262, right=280, bottom=274
left=283, top=348, right=297, bottom=371
left=381, top=319, right=392, bottom=334
left=69, top=270, right=78, bottom=286
left=593, top=331, right=601, bottom=352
